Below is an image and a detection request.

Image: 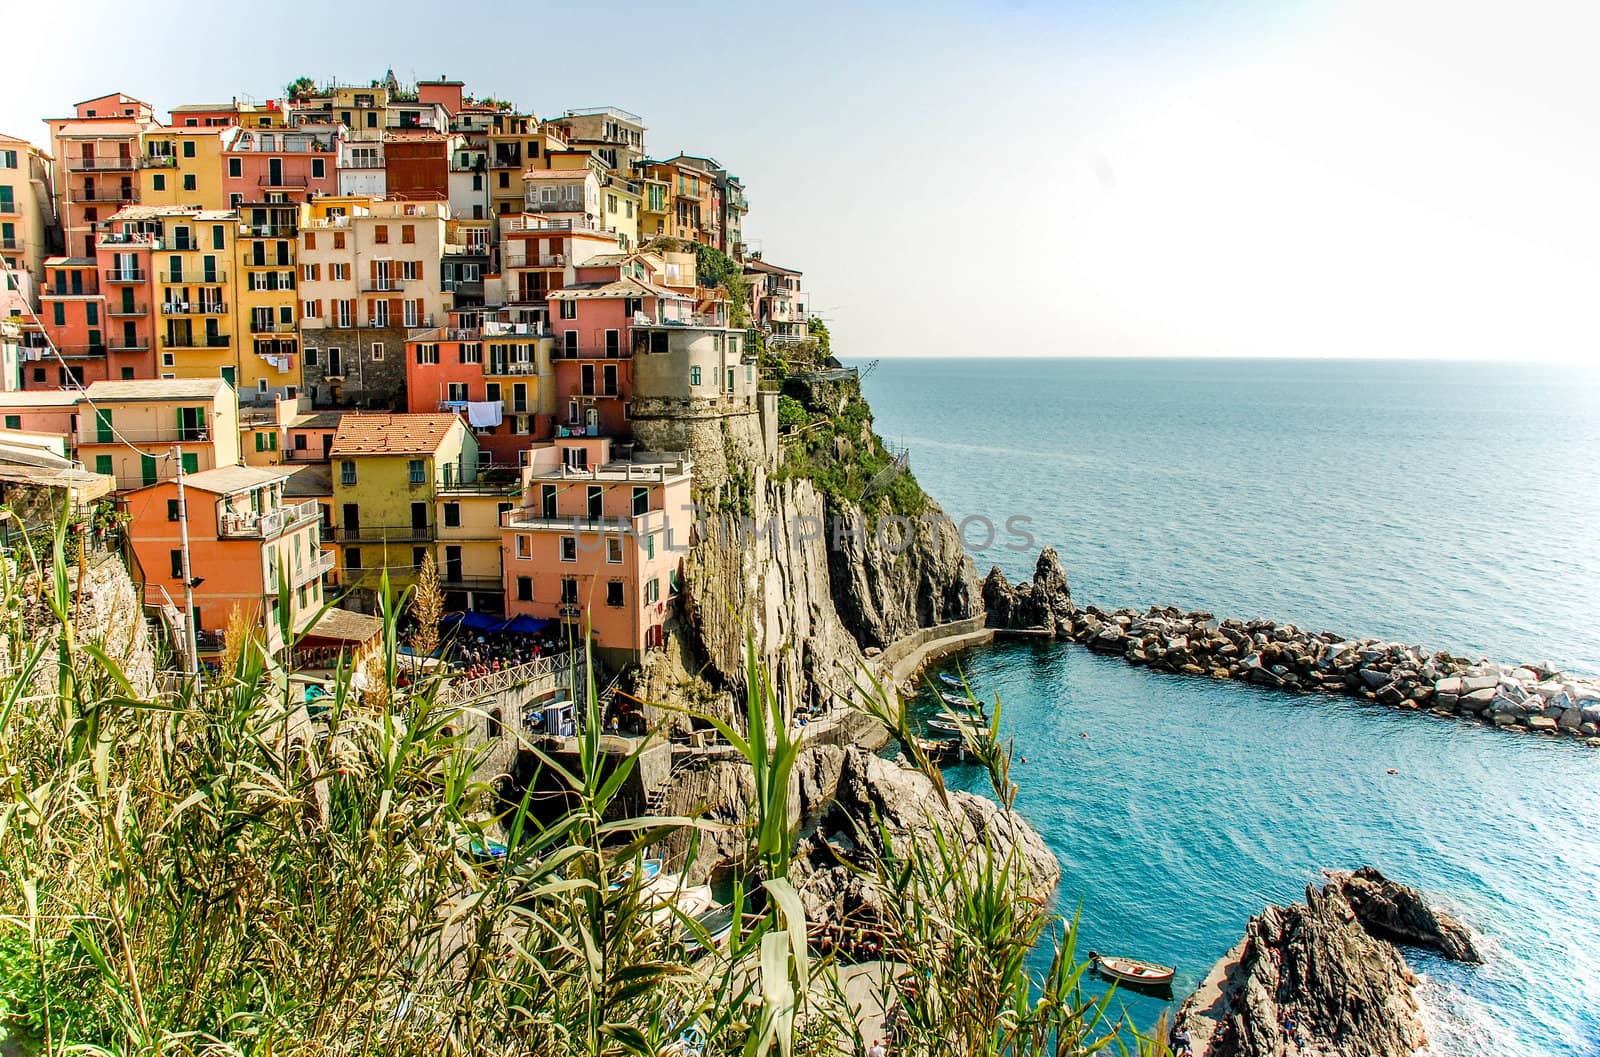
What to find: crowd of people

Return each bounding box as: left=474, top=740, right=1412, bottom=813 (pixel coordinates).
left=447, top=630, right=561, bottom=680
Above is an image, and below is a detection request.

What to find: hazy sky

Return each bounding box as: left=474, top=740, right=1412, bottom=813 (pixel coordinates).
left=8, top=0, right=1598, bottom=361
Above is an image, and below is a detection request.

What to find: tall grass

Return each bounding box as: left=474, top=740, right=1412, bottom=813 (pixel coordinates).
left=0, top=513, right=1163, bottom=1056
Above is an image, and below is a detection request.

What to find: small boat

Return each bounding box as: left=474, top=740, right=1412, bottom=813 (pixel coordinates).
left=938, top=673, right=969, bottom=690
left=939, top=689, right=982, bottom=709
left=1089, top=951, right=1175, bottom=990
left=609, top=858, right=664, bottom=891
left=926, top=716, right=984, bottom=735
left=683, top=901, right=738, bottom=952
left=914, top=736, right=967, bottom=764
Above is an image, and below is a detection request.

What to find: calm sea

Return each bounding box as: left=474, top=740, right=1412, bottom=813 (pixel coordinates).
left=859, top=358, right=1600, bottom=1056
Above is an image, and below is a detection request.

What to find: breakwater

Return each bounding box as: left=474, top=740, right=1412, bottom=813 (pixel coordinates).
left=1061, top=603, right=1600, bottom=745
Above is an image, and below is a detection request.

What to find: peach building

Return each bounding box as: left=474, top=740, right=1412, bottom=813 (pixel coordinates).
left=124, top=463, right=329, bottom=657
left=46, top=93, right=158, bottom=260
left=221, top=126, right=343, bottom=207
left=1, top=134, right=55, bottom=291
left=499, top=440, right=690, bottom=663
left=75, top=377, right=239, bottom=490
left=36, top=257, right=109, bottom=387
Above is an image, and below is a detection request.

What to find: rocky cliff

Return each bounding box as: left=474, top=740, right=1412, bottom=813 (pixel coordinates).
left=636, top=364, right=982, bottom=719
left=1172, top=868, right=1479, bottom=1057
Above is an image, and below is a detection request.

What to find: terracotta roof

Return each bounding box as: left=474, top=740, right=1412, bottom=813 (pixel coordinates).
left=744, top=259, right=802, bottom=277
left=281, top=463, right=332, bottom=498
left=547, top=276, right=671, bottom=300
left=0, top=390, right=79, bottom=409
left=307, top=607, right=384, bottom=644
left=330, top=413, right=459, bottom=456
left=84, top=378, right=228, bottom=402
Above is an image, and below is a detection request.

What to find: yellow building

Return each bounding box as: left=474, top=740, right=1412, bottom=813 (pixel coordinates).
left=235, top=201, right=301, bottom=400
left=74, top=377, right=240, bottom=490
left=0, top=133, right=55, bottom=293
left=137, top=126, right=230, bottom=210
left=328, top=412, right=473, bottom=604
left=434, top=469, right=519, bottom=615
left=125, top=205, right=245, bottom=385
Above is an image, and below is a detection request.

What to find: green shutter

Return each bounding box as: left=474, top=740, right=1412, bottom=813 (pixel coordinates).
left=96, top=409, right=114, bottom=443
left=140, top=454, right=157, bottom=485
left=4, top=415, right=19, bottom=430
left=255, top=432, right=265, bottom=452
left=181, top=453, right=198, bottom=474
left=94, top=455, right=113, bottom=476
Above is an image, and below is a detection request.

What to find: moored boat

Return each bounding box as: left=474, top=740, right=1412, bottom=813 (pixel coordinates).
left=938, top=672, right=969, bottom=690
left=926, top=716, right=984, bottom=735
left=914, top=736, right=967, bottom=764
left=1089, top=951, right=1175, bottom=991
left=939, top=689, right=982, bottom=710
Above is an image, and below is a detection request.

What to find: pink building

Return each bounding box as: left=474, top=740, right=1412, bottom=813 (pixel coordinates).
left=499, top=440, right=690, bottom=663
left=222, top=126, right=343, bottom=206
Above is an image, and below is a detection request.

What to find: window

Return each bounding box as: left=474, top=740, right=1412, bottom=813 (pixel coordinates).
left=370, top=341, right=384, bottom=361
left=560, top=536, right=577, bottom=562
left=228, top=158, right=242, bottom=177
left=498, top=171, right=509, bottom=189
left=515, top=534, right=530, bottom=559
left=304, top=232, right=316, bottom=250
left=52, top=302, right=64, bottom=326
left=182, top=453, right=198, bottom=474
left=302, top=263, right=318, bottom=282
left=3, top=415, right=17, bottom=430
left=459, top=343, right=481, bottom=364
left=340, top=460, right=356, bottom=485
left=559, top=299, right=576, bottom=320
left=414, top=343, right=438, bottom=364
left=407, top=459, right=425, bottom=484
left=645, top=578, right=660, bottom=604
left=170, top=550, right=184, bottom=578
left=94, top=454, right=113, bottom=476
left=345, top=547, right=361, bottom=570
left=587, top=486, right=602, bottom=519
left=446, top=382, right=468, bottom=402
left=167, top=499, right=180, bottom=521
left=183, top=140, right=195, bottom=158
left=401, top=224, right=415, bottom=244
left=152, top=174, right=166, bottom=191
left=304, top=348, right=318, bottom=366
left=85, top=303, right=98, bottom=326
left=333, top=232, right=345, bottom=250
left=516, top=576, right=533, bottom=601
left=606, top=580, right=624, bottom=607
left=312, top=158, right=325, bottom=179
left=374, top=225, right=388, bottom=244
left=183, top=174, right=196, bottom=191
left=443, top=503, right=460, bottom=528
left=646, top=533, right=655, bottom=560
left=606, top=536, right=623, bottom=564
left=689, top=366, right=701, bottom=387
left=632, top=487, right=649, bottom=517
left=560, top=577, right=579, bottom=604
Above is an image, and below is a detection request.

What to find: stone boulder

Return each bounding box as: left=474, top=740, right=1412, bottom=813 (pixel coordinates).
left=982, top=548, right=1074, bottom=637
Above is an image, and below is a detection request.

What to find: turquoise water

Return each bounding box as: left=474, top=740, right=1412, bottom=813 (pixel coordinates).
left=862, top=359, right=1600, bottom=1056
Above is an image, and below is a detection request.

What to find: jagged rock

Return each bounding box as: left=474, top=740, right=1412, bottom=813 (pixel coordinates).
left=982, top=547, right=1074, bottom=637
left=1173, top=869, right=1479, bottom=1057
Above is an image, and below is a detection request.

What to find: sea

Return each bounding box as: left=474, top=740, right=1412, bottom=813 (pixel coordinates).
left=857, top=358, right=1600, bottom=1057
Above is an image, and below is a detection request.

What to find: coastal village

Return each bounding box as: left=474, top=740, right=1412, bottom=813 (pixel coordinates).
left=0, top=75, right=813, bottom=686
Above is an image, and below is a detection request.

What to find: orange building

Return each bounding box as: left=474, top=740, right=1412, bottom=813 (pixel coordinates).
left=499, top=440, right=690, bottom=663
left=124, top=464, right=330, bottom=657
left=35, top=257, right=108, bottom=388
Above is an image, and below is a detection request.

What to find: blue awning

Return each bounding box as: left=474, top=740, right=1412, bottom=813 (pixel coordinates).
left=455, top=610, right=502, bottom=632
left=497, top=615, right=551, bottom=635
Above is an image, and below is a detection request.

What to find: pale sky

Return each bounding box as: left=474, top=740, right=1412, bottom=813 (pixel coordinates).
left=9, top=0, right=1599, bottom=361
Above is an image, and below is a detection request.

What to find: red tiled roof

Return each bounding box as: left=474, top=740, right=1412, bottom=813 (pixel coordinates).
left=330, top=413, right=459, bottom=456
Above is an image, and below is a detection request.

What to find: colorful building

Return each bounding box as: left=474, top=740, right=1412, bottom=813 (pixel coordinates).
left=36, top=257, right=109, bottom=387
left=554, top=108, right=646, bottom=175
left=328, top=412, right=472, bottom=604
left=0, top=134, right=55, bottom=291
left=499, top=441, right=689, bottom=663
left=124, top=463, right=329, bottom=657
left=45, top=93, right=158, bottom=260
left=297, top=196, right=451, bottom=407
left=744, top=256, right=809, bottom=343
left=75, top=377, right=239, bottom=490
left=494, top=214, right=620, bottom=312
left=137, top=126, right=230, bottom=210
left=236, top=201, right=302, bottom=400
left=221, top=126, right=343, bottom=208
left=405, top=307, right=553, bottom=465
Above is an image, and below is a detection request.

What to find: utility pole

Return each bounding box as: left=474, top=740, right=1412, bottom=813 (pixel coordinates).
left=173, top=445, right=200, bottom=677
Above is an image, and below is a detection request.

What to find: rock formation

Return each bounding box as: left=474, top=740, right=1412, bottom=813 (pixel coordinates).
left=1172, top=869, right=1480, bottom=1057
left=982, top=547, right=1075, bottom=636
left=1046, top=602, right=1600, bottom=745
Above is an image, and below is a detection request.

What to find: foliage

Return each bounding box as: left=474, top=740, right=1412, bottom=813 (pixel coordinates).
left=806, top=317, right=831, bottom=359
left=409, top=552, right=444, bottom=661
left=693, top=245, right=751, bottom=328
left=777, top=396, right=809, bottom=432
left=0, top=504, right=1165, bottom=1057
left=284, top=76, right=316, bottom=100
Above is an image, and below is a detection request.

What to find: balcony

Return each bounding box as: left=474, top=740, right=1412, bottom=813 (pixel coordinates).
left=249, top=320, right=297, bottom=335
left=0, top=237, right=17, bottom=250
left=103, top=267, right=147, bottom=283
left=81, top=425, right=213, bottom=445
left=141, top=155, right=178, bottom=169
left=359, top=278, right=411, bottom=293
left=438, top=574, right=504, bottom=593
left=68, top=156, right=136, bottom=172
left=109, top=340, right=150, bottom=353
left=161, top=301, right=229, bottom=315
left=333, top=524, right=435, bottom=544
left=160, top=270, right=227, bottom=284
left=290, top=550, right=337, bottom=586
left=500, top=512, right=646, bottom=533
left=161, top=334, right=231, bottom=349
left=108, top=303, right=149, bottom=317
left=257, top=175, right=311, bottom=188
left=238, top=223, right=299, bottom=238
left=435, top=469, right=523, bottom=497
left=80, top=189, right=137, bottom=204
left=218, top=499, right=321, bottom=540
left=485, top=360, right=539, bottom=376
left=99, top=231, right=160, bottom=247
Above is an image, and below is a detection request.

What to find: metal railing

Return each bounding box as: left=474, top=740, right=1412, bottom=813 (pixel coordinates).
left=249, top=320, right=297, bottom=335
left=484, top=361, right=539, bottom=376
left=438, top=574, right=505, bottom=592
left=161, top=301, right=229, bottom=315
left=79, top=189, right=137, bottom=203
left=500, top=512, right=649, bottom=532
left=108, top=340, right=150, bottom=352
left=440, top=650, right=577, bottom=708
left=238, top=223, right=299, bottom=238
left=257, top=175, right=311, bottom=187
left=107, top=303, right=149, bottom=316
left=141, top=155, right=178, bottom=168
left=69, top=157, right=137, bottom=171
left=98, top=231, right=161, bottom=247
left=218, top=499, right=321, bottom=540
left=334, top=524, right=435, bottom=543
left=551, top=345, right=629, bottom=360
left=81, top=425, right=213, bottom=445
left=360, top=278, right=411, bottom=293
left=161, top=334, right=231, bottom=349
